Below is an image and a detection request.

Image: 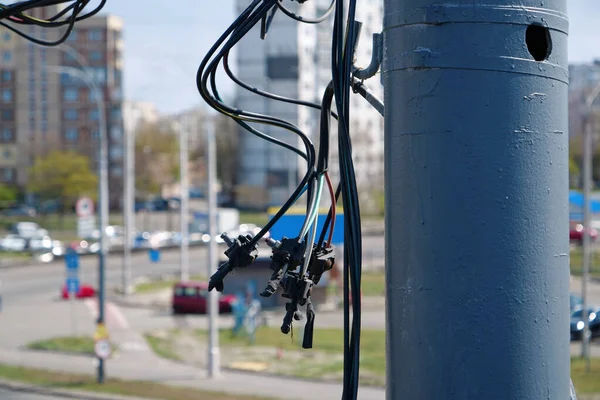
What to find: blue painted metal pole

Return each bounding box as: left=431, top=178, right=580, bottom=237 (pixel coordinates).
left=382, top=1, right=571, bottom=399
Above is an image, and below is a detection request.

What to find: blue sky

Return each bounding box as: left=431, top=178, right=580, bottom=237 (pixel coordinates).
left=100, top=0, right=600, bottom=114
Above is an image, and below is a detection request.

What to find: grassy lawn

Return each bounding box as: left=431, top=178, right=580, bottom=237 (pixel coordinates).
left=135, top=275, right=206, bottom=294
left=145, top=332, right=182, bottom=361
left=0, top=364, right=273, bottom=400
left=0, top=251, right=32, bottom=261
left=362, top=272, right=385, bottom=297
left=570, top=248, right=600, bottom=279
left=571, top=357, right=600, bottom=394
left=27, top=337, right=117, bottom=357
left=1, top=213, right=123, bottom=232
left=239, top=212, right=269, bottom=227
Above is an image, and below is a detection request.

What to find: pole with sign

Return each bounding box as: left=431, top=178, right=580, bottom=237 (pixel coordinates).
left=76, top=197, right=96, bottom=239
left=64, top=247, right=80, bottom=335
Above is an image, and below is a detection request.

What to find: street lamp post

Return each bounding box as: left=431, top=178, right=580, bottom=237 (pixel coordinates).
left=179, top=117, right=190, bottom=282
left=581, top=83, right=600, bottom=372
left=45, top=64, right=109, bottom=384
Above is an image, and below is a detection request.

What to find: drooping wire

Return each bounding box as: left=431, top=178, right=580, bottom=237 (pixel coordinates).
left=0, top=0, right=106, bottom=46
left=276, top=0, right=335, bottom=24
left=324, top=172, right=336, bottom=248
left=196, top=0, right=318, bottom=247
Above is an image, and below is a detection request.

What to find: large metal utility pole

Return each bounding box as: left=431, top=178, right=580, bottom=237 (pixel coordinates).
left=180, top=117, right=190, bottom=282
left=207, top=117, right=221, bottom=377
left=382, top=1, right=570, bottom=398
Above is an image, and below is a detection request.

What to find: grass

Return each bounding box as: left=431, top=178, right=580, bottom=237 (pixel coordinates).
left=362, top=272, right=385, bottom=297
left=135, top=275, right=206, bottom=294
left=0, top=251, right=32, bottom=260
left=570, top=248, right=600, bottom=279
left=27, top=337, right=117, bottom=357
left=145, top=332, right=182, bottom=361
left=0, top=364, right=274, bottom=400
left=239, top=211, right=269, bottom=227
left=1, top=213, right=123, bottom=232
left=198, top=327, right=386, bottom=383
left=571, top=357, right=600, bottom=394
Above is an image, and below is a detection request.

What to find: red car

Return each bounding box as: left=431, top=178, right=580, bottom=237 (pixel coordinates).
left=61, top=284, right=96, bottom=299
left=570, top=222, right=598, bottom=245
left=172, top=281, right=236, bottom=314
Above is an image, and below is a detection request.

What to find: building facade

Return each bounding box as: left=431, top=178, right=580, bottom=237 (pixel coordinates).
left=0, top=10, right=125, bottom=207
left=234, top=0, right=384, bottom=209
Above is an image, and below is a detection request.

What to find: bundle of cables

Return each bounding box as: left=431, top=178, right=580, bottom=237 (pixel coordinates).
left=0, top=0, right=106, bottom=45
left=196, top=0, right=366, bottom=398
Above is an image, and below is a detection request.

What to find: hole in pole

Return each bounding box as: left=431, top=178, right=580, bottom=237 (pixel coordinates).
left=526, top=24, right=552, bottom=61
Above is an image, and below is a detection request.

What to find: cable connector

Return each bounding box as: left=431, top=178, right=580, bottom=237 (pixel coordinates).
left=280, top=271, right=313, bottom=335
left=307, top=245, right=336, bottom=285
left=208, top=233, right=259, bottom=292
left=260, top=237, right=305, bottom=297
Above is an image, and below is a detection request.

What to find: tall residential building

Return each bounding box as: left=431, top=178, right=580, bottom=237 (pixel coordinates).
left=234, top=0, right=384, bottom=209
left=0, top=29, right=18, bottom=185
left=568, top=61, right=600, bottom=138
left=0, top=11, right=125, bottom=207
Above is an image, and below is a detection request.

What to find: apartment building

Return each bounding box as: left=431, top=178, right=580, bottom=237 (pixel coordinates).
left=0, top=10, right=125, bottom=207
left=234, top=0, right=384, bottom=209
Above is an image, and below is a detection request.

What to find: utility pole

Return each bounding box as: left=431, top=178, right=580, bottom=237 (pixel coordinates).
left=581, top=83, right=600, bottom=372
left=46, top=65, right=109, bottom=384
left=180, top=117, right=190, bottom=282
left=122, top=115, right=134, bottom=296
left=382, top=0, right=570, bottom=398
left=207, top=116, right=221, bottom=377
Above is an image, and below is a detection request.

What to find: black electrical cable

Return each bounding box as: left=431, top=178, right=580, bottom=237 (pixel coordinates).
left=276, top=0, right=335, bottom=24
left=196, top=0, right=318, bottom=246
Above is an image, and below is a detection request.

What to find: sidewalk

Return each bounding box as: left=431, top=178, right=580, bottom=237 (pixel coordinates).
left=0, top=346, right=385, bottom=400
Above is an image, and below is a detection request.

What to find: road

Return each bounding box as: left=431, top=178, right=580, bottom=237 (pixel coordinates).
left=0, top=388, right=65, bottom=399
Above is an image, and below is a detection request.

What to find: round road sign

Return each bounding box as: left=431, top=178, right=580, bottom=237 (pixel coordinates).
left=76, top=197, right=94, bottom=217
left=94, top=339, right=112, bottom=360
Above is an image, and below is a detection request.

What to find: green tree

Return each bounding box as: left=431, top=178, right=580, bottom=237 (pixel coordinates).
left=135, top=121, right=179, bottom=196
left=0, top=183, right=17, bottom=203
left=27, top=150, right=97, bottom=210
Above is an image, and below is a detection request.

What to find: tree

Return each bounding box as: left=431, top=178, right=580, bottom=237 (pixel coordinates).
left=27, top=150, right=97, bottom=210
left=135, top=121, right=179, bottom=196
left=0, top=183, right=17, bottom=203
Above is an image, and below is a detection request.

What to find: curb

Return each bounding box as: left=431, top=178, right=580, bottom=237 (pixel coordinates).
left=0, top=378, right=151, bottom=400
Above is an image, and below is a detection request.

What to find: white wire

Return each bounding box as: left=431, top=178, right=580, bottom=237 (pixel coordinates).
left=300, top=174, right=324, bottom=276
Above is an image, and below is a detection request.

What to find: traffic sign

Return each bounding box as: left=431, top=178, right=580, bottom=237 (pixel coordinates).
left=66, top=277, right=80, bottom=295
left=65, top=249, right=80, bottom=271
left=77, top=216, right=96, bottom=238
left=94, top=339, right=112, bottom=360
left=76, top=197, right=95, bottom=217
left=94, top=323, right=109, bottom=341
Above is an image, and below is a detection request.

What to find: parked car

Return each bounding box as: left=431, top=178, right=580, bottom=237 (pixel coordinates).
left=0, top=234, right=27, bottom=252
left=570, top=222, right=598, bottom=245
left=61, top=284, right=96, bottom=300
left=172, top=281, right=236, bottom=314
left=570, top=306, right=600, bottom=340
left=0, top=205, right=36, bottom=217
left=571, top=293, right=583, bottom=311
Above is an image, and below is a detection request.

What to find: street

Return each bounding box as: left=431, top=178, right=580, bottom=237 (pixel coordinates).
left=0, top=388, right=65, bottom=400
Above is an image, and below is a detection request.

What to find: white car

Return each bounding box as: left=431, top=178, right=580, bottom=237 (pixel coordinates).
left=0, top=235, right=27, bottom=252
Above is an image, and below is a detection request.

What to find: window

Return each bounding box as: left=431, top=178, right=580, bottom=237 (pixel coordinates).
left=64, top=109, right=78, bottom=120
left=112, top=166, right=123, bottom=176
left=1, top=70, right=12, bottom=81
left=88, top=29, right=103, bottom=41
left=67, top=31, right=77, bottom=41
left=2, top=51, right=12, bottom=62
left=1, top=128, right=12, bottom=142
left=90, top=50, right=103, bottom=61
left=64, top=88, right=78, bottom=101
left=111, top=108, right=121, bottom=121
left=90, top=109, right=99, bottom=120
left=2, top=168, right=14, bottom=182
left=3, top=32, right=10, bottom=41
left=91, top=129, right=101, bottom=140
left=1, top=110, right=13, bottom=121
left=2, top=88, right=12, bottom=102
left=65, top=128, right=78, bottom=141
left=3, top=149, right=11, bottom=159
